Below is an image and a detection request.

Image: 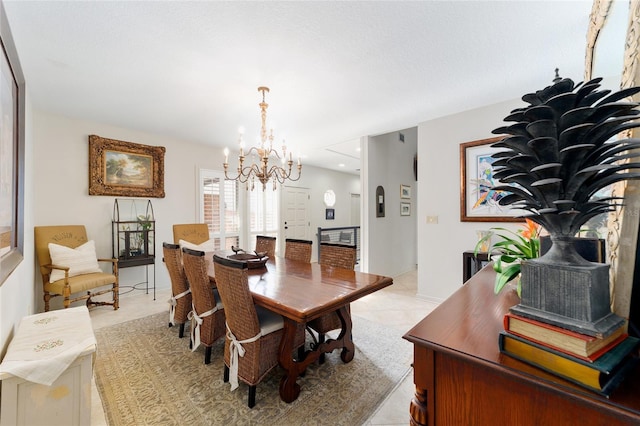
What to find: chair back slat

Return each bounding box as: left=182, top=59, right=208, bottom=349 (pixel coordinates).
left=284, top=239, right=313, bottom=263
left=255, top=235, right=276, bottom=258
left=162, top=243, right=192, bottom=324
left=173, top=223, right=210, bottom=245
left=319, top=242, right=356, bottom=270
left=182, top=248, right=216, bottom=317
left=212, top=255, right=260, bottom=340
left=34, top=225, right=89, bottom=275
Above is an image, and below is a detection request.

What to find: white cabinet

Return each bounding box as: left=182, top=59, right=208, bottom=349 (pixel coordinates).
left=0, top=307, right=96, bottom=426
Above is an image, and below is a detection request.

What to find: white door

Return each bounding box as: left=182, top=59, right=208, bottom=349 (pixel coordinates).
left=283, top=187, right=310, bottom=243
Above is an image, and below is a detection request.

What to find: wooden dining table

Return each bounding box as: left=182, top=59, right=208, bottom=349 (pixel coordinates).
left=206, top=251, right=393, bottom=403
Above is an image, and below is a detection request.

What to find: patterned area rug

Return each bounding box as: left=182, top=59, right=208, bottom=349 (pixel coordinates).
left=94, top=312, right=412, bottom=425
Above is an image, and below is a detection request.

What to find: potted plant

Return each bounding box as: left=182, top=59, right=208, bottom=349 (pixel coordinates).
left=135, top=214, right=153, bottom=255
left=476, top=219, right=541, bottom=296
left=489, top=75, right=640, bottom=336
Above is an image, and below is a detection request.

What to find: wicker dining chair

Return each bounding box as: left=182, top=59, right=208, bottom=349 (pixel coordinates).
left=308, top=242, right=357, bottom=363
left=254, top=235, right=276, bottom=258
left=318, top=242, right=357, bottom=270
left=284, top=238, right=313, bottom=263
left=182, top=248, right=226, bottom=364
left=213, top=254, right=305, bottom=408
left=162, top=243, right=192, bottom=338
left=173, top=223, right=210, bottom=245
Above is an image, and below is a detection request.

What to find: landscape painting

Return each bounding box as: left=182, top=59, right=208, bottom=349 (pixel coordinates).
left=89, top=135, right=165, bottom=198
left=105, top=150, right=153, bottom=187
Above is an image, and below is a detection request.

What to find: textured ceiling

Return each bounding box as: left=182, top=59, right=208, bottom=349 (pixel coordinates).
left=3, top=1, right=626, bottom=174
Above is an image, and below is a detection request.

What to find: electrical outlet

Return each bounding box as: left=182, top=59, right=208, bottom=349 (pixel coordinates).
left=426, top=216, right=438, bottom=224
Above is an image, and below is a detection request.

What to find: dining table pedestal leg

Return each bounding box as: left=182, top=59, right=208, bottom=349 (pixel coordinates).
left=278, top=305, right=355, bottom=403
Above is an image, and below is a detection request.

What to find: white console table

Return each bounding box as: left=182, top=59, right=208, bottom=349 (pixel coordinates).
left=0, top=306, right=96, bottom=426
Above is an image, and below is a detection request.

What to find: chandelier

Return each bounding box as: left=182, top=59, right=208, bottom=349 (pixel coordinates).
left=223, top=86, right=302, bottom=190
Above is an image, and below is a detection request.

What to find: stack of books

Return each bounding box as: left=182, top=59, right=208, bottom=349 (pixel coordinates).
left=499, top=311, right=640, bottom=397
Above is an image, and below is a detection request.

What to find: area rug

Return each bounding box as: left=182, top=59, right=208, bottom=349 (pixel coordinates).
left=94, top=312, right=412, bottom=426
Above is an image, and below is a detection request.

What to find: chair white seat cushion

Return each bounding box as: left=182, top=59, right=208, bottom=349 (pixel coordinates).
left=48, top=240, right=102, bottom=282
left=179, top=238, right=217, bottom=253
left=255, top=306, right=284, bottom=336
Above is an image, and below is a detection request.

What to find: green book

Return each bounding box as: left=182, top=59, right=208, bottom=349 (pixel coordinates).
left=499, top=332, right=640, bottom=397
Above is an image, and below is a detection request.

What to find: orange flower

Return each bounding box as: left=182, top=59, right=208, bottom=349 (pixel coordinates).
left=519, top=218, right=540, bottom=240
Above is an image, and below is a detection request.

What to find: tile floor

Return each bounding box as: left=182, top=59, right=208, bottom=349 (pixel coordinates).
left=88, top=269, right=439, bottom=425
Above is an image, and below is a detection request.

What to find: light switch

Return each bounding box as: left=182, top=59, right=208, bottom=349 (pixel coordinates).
left=426, top=216, right=438, bottom=224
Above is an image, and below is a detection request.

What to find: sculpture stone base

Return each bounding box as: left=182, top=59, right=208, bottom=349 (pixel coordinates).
left=512, top=258, right=625, bottom=338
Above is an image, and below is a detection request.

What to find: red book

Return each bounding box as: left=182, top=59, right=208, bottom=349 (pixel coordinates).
left=504, top=312, right=627, bottom=362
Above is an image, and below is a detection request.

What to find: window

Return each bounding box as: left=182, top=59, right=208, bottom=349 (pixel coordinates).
left=199, top=170, right=240, bottom=250
left=248, top=188, right=279, bottom=250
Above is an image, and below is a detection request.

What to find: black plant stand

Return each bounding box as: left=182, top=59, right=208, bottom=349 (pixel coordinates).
left=112, top=199, right=156, bottom=300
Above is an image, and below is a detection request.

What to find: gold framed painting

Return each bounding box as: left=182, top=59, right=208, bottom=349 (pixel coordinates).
left=89, top=135, right=166, bottom=198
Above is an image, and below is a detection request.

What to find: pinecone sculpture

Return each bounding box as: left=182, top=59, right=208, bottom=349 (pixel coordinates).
left=491, top=77, right=640, bottom=237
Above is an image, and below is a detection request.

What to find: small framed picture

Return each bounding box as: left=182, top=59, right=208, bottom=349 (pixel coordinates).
left=326, top=208, right=335, bottom=220
left=400, top=184, right=411, bottom=199
left=400, top=202, right=411, bottom=216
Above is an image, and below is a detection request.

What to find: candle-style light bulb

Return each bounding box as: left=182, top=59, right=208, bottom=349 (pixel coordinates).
left=223, top=147, right=229, bottom=163
left=238, top=128, right=244, bottom=155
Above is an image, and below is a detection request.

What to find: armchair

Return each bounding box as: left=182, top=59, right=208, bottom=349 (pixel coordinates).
left=34, top=225, right=118, bottom=312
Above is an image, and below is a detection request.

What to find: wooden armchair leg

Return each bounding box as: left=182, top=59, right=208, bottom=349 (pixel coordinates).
left=44, top=293, right=51, bottom=312
left=223, top=365, right=229, bottom=383
left=179, top=323, right=186, bottom=338
left=113, top=286, right=119, bottom=310
left=205, top=346, right=212, bottom=364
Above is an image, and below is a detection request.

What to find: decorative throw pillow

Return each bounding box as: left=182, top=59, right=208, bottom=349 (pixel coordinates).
left=48, top=240, right=103, bottom=282
left=178, top=238, right=217, bottom=253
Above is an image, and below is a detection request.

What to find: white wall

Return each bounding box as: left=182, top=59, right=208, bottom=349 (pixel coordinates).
left=363, top=127, right=417, bottom=277
left=0, top=92, right=34, bottom=355
left=416, top=99, right=521, bottom=302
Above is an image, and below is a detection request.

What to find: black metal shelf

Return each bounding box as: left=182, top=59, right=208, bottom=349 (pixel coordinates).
left=112, top=199, right=156, bottom=300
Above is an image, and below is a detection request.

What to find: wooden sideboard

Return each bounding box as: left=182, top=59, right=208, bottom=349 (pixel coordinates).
left=403, top=265, right=640, bottom=426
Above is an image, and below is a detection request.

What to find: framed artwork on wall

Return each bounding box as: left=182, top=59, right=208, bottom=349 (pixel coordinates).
left=0, top=3, right=26, bottom=286
left=89, top=135, right=166, bottom=198
left=326, top=208, right=335, bottom=220
left=400, top=184, right=411, bottom=199
left=460, top=137, right=524, bottom=222
left=400, top=202, right=411, bottom=216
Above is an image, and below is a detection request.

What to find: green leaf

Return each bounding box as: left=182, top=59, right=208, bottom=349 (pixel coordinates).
left=493, top=264, right=521, bottom=294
